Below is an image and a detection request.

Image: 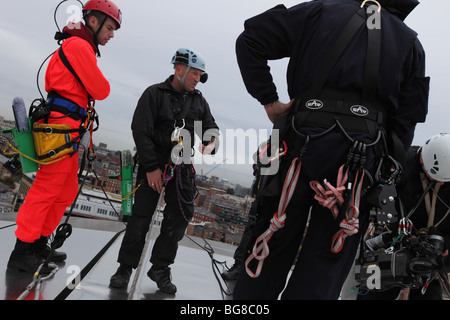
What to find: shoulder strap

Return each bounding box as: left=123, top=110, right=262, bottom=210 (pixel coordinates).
left=306, top=4, right=381, bottom=105
left=363, top=5, right=381, bottom=106
left=58, top=46, right=93, bottom=101
left=167, top=92, right=196, bottom=126
left=306, top=7, right=367, bottom=98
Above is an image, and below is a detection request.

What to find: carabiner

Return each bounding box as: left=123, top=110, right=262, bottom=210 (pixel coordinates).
left=361, top=0, right=381, bottom=12
left=171, top=119, right=185, bottom=143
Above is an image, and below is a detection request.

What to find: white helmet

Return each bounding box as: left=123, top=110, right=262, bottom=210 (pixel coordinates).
left=421, top=133, right=450, bottom=182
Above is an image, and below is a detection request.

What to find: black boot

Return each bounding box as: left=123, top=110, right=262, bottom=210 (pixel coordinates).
left=34, top=236, right=67, bottom=262
left=7, top=239, right=52, bottom=273
left=147, top=266, right=177, bottom=294
left=221, top=262, right=241, bottom=281
left=109, top=264, right=132, bottom=289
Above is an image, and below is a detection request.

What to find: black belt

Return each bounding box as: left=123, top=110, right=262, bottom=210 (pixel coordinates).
left=293, top=88, right=385, bottom=135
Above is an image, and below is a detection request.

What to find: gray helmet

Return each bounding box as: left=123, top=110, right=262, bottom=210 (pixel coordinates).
left=171, top=48, right=208, bottom=85
left=171, top=48, right=206, bottom=72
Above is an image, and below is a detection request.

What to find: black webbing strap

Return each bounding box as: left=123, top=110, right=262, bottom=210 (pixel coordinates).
left=363, top=6, right=381, bottom=107
left=32, top=126, right=80, bottom=134
left=306, top=7, right=367, bottom=98
left=58, top=47, right=93, bottom=101
left=35, top=136, right=81, bottom=161
left=291, top=4, right=385, bottom=137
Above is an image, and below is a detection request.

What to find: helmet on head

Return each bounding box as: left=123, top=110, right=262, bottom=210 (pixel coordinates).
left=171, top=48, right=206, bottom=72
left=83, top=0, right=122, bottom=29
left=171, top=48, right=208, bottom=84
left=420, top=133, right=450, bottom=183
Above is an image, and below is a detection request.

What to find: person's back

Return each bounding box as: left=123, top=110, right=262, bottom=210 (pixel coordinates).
left=233, top=0, right=429, bottom=300
left=236, top=0, right=428, bottom=150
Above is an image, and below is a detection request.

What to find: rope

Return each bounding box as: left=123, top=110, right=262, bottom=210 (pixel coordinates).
left=331, top=169, right=365, bottom=253
left=310, top=165, right=349, bottom=218
left=245, top=157, right=302, bottom=278
left=107, top=179, right=144, bottom=201
left=185, top=235, right=233, bottom=299
left=0, top=135, right=69, bottom=165
left=175, top=163, right=198, bottom=223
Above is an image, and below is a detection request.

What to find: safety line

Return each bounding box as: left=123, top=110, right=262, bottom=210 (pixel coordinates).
left=0, top=223, right=16, bottom=230
left=53, top=228, right=125, bottom=300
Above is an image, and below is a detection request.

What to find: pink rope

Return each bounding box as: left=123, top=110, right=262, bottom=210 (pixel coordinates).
left=245, top=157, right=301, bottom=278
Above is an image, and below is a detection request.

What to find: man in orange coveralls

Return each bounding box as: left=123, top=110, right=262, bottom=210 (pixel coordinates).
left=7, top=0, right=122, bottom=273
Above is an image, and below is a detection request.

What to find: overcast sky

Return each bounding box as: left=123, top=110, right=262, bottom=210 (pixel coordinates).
left=1, top=0, right=449, bottom=187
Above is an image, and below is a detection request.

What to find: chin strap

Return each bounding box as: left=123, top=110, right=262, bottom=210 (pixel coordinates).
left=176, top=66, right=191, bottom=91
left=85, top=15, right=107, bottom=57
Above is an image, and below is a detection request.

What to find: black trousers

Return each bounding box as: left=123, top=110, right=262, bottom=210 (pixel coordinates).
left=233, top=127, right=377, bottom=300
left=117, top=165, right=194, bottom=269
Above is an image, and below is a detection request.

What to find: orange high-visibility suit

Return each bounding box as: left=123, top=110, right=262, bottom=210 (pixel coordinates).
left=15, top=23, right=110, bottom=243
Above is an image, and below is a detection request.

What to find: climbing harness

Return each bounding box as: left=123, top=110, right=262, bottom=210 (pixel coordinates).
left=0, top=1, right=99, bottom=169
left=29, top=45, right=99, bottom=164
left=6, top=1, right=127, bottom=299
left=245, top=1, right=394, bottom=277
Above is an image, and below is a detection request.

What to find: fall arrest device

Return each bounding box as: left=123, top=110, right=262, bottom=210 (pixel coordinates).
left=245, top=0, right=404, bottom=278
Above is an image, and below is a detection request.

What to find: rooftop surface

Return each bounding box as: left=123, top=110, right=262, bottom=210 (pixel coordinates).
left=0, top=212, right=236, bottom=301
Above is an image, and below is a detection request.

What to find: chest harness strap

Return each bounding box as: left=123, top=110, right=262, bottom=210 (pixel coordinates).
left=29, top=41, right=98, bottom=163
left=246, top=2, right=385, bottom=278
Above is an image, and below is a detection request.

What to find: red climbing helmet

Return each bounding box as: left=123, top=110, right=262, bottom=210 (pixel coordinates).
left=83, top=0, right=122, bottom=29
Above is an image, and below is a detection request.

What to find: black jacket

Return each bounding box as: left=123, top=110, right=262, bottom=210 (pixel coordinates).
left=236, top=0, right=429, bottom=150
left=131, top=76, right=219, bottom=172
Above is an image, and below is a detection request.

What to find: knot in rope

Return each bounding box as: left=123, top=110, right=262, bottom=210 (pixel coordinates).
left=330, top=170, right=365, bottom=253
left=311, top=183, right=347, bottom=220
left=331, top=206, right=360, bottom=253
left=269, top=213, right=286, bottom=233
left=310, top=165, right=348, bottom=218
left=339, top=206, right=360, bottom=234
left=245, top=158, right=301, bottom=278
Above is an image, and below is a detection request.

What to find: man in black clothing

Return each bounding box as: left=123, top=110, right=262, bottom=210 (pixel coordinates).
left=233, top=0, right=429, bottom=299
left=361, top=134, right=450, bottom=300
left=110, top=48, right=219, bottom=294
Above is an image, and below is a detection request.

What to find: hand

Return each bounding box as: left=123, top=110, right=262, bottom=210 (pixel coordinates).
left=147, top=169, right=163, bottom=193
left=264, top=99, right=294, bottom=123
left=199, top=139, right=216, bottom=155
